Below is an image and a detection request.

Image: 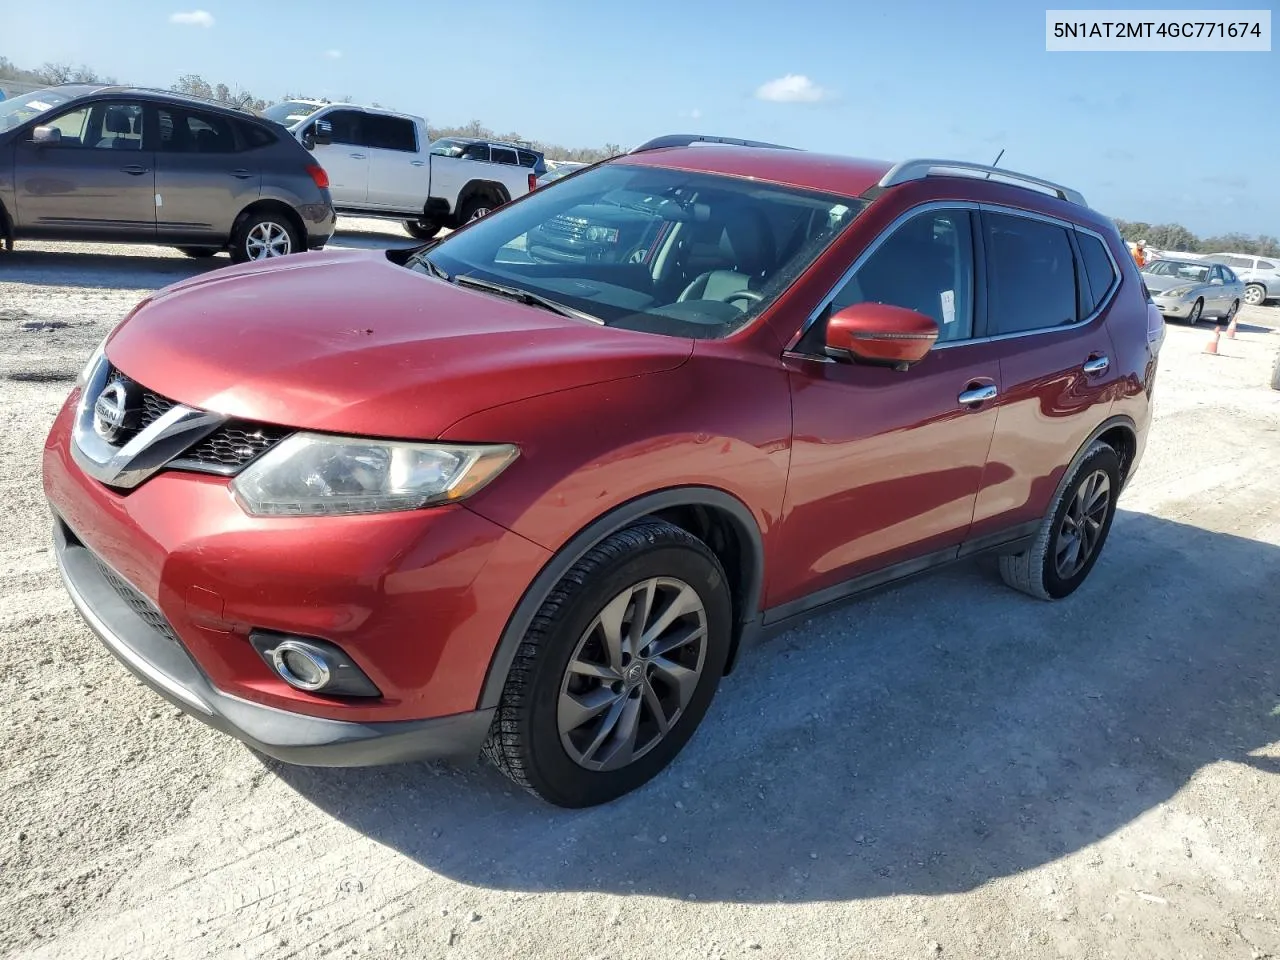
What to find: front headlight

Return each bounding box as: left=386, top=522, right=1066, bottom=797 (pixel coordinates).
left=230, top=433, right=519, bottom=517
left=75, top=334, right=110, bottom=389
left=1161, top=286, right=1194, bottom=299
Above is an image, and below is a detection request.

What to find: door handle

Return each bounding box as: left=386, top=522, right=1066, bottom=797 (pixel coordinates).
left=349, top=153, right=367, bottom=159
left=958, top=384, right=998, bottom=406
left=410, top=160, right=425, bottom=167
left=121, top=165, right=148, bottom=176
left=230, top=168, right=253, bottom=179
left=1083, top=356, right=1110, bottom=375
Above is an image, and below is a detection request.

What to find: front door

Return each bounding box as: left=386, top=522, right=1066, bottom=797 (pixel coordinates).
left=13, top=99, right=155, bottom=238
left=153, top=104, right=261, bottom=242
left=307, top=108, right=369, bottom=206
left=769, top=206, right=1001, bottom=613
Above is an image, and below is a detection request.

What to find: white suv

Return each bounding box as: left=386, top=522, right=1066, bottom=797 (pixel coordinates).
left=1201, top=252, right=1279, bottom=306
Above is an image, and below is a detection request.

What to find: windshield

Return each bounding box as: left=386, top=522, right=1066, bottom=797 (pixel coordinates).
left=0, top=87, right=91, bottom=132
left=1146, top=260, right=1209, bottom=282
left=259, top=100, right=323, bottom=127
left=414, top=163, right=861, bottom=339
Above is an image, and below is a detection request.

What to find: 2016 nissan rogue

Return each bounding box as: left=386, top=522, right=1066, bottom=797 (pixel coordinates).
left=42, top=135, right=1162, bottom=807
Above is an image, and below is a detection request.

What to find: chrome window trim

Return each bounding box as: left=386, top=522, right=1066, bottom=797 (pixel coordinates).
left=790, top=200, right=1121, bottom=358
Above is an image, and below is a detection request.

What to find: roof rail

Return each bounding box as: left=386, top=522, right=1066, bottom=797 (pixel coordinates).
left=878, top=158, right=1087, bottom=207
left=630, top=134, right=799, bottom=154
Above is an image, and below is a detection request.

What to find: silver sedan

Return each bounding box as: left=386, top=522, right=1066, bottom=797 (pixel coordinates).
left=1141, top=258, right=1245, bottom=324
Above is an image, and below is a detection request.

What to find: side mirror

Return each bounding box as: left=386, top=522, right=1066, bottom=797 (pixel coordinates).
left=32, top=125, right=61, bottom=145
left=1209, top=278, right=1224, bottom=285
left=824, top=302, right=939, bottom=369
left=306, top=120, right=333, bottom=149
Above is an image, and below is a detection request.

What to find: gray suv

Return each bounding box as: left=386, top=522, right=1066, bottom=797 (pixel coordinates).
left=0, top=85, right=335, bottom=262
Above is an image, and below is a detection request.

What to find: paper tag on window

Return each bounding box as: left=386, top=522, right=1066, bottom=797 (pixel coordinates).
left=940, top=289, right=956, bottom=325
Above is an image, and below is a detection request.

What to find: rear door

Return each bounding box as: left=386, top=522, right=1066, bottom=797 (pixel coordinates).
left=307, top=108, right=369, bottom=206
left=362, top=114, right=424, bottom=211
left=968, top=209, right=1121, bottom=542
left=153, top=104, right=260, bottom=243
left=12, top=99, right=155, bottom=238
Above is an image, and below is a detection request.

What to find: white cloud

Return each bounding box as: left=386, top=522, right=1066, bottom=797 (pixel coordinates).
left=679, top=107, right=702, bottom=120
left=169, top=9, right=214, bottom=27
left=325, top=49, right=342, bottom=59
left=755, top=74, right=828, bottom=103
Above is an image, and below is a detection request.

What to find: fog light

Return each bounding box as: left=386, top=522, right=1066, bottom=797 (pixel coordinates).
left=250, top=630, right=381, bottom=698
left=272, top=641, right=331, bottom=691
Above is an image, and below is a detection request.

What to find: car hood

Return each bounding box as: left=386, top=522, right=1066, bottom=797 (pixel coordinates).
left=104, top=250, right=693, bottom=438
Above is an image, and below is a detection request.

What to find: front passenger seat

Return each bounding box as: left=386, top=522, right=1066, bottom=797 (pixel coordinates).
left=677, top=209, right=776, bottom=305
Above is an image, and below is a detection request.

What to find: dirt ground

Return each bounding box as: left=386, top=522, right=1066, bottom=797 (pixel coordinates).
left=1, top=224, right=1278, bottom=960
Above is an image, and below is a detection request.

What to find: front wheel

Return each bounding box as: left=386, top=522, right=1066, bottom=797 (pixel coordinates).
left=484, top=520, right=733, bottom=808
left=999, top=442, right=1122, bottom=601
left=1186, top=298, right=1203, bottom=325
left=230, top=213, right=300, bottom=264
left=1244, top=284, right=1266, bottom=307
left=403, top=218, right=440, bottom=241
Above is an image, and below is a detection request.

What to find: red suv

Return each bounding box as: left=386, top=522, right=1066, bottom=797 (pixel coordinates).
left=43, top=135, right=1162, bottom=807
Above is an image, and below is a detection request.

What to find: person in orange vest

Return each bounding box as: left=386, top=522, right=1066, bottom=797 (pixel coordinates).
left=1133, top=240, right=1147, bottom=267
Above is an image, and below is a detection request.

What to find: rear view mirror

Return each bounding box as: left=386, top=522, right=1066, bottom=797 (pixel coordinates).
left=32, top=125, right=61, bottom=145
left=825, top=302, right=939, bottom=369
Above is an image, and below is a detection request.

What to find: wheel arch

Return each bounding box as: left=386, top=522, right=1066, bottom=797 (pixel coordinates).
left=459, top=179, right=511, bottom=211
left=232, top=199, right=306, bottom=247
left=477, top=486, right=765, bottom=710
left=1064, top=415, right=1139, bottom=502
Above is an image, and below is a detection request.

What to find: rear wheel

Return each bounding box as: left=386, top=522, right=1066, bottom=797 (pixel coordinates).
left=999, top=442, right=1122, bottom=601
left=403, top=218, right=440, bottom=241
left=458, top=196, right=496, bottom=224
left=483, top=520, right=733, bottom=808
left=1222, top=299, right=1239, bottom=324
left=176, top=246, right=220, bottom=258
left=1244, top=283, right=1266, bottom=306
left=230, top=212, right=300, bottom=264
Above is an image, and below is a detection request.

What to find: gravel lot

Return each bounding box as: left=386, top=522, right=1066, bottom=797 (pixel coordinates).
left=2, top=222, right=1278, bottom=960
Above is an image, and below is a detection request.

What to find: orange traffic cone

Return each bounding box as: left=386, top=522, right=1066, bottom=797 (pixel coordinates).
left=1204, top=326, right=1222, bottom=355
left=1226, top=313, right=1239, bottom=339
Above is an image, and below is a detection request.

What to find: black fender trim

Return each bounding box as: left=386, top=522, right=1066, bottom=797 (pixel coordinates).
left=477, top=486, right=765, bottom=710
left=1058, top=414, right=1139, bottom=501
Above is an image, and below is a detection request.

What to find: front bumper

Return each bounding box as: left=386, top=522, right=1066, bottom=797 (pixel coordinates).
left=1152, top=296, right=1193, bottom=318
left=52, top=518, right=493, bottom=766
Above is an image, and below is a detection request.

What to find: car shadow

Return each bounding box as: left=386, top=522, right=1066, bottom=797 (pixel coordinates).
left=266, top=509, right=1279, bottom=904
left=330, top=227, right=421, bottom=252
left=0, top=249, right=222, bottom=289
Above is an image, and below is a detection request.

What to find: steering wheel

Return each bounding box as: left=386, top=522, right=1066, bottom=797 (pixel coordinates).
left=718, top=289, right=764, bottom=307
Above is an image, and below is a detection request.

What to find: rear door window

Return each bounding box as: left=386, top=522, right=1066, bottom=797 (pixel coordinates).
left=157, top=108, right=237, bottom=153
left=491, top=146, right=518, bottom=165
left=983, top=212, right=1078, bottom=334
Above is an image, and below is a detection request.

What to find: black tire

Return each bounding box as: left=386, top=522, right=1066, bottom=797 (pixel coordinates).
left=1222, top=299, right=1239, bottom=324
left=229, top=211, right=301, bottom=265
left=176, top=246, right=220, bottom=258
left=458, top=196, right=497, bottom=225
left=998, top=442, right=1122, bottom=601
left=403, top=219, right=441, bottom=241
left=1186, top=298, right=1203, bottom=325
left=483, top=519, right=733, bottom=808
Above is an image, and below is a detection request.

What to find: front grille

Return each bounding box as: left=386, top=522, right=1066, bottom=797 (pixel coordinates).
left=175, top=422, right=291, bottom=472
left=90, top=555, right=181, bottom=645
left=541, top=215, right=590, bottom=242
left=102, top=364, right=291, bottom=478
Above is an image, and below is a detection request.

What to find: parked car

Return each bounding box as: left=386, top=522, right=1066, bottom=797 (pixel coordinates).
left=0, top=85, right=335, bottom=261
left=43, top=136, right=1159, bottom=807
left=535, top=161, right=588, bottom=188
left=1197, top=252, right=1279, bottom=306
left=260, top=100, right=541, bottom=240
left=1141, top=257, right=1244, bottom=324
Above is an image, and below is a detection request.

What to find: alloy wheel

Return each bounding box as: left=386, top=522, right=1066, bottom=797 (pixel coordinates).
left=245, top=222, right=293, bottom=260
left=1054, top=469, right=1111, bottom=579
left=468, top=206, right=492, bottom=221
left=558, top=577, right=708, bottom=772
left=1244, top=285, right=1264, bottom=306
left=1188, top=299, right=1202, bottom=324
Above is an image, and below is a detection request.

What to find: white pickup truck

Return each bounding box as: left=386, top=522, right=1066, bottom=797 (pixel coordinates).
left=260, top=100, right=543, bottom=239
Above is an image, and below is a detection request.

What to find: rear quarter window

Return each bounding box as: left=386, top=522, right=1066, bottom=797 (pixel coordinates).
left=239, top=122, right=277, bottom=149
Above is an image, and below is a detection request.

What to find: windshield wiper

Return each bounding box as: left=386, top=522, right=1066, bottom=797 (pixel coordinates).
left=453, top=275, right=605, bottom=325
left=414, top=253, right=450, bottom=281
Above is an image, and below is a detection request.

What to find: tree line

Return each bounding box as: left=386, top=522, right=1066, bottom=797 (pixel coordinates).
left=1114, top=219, right=1279, bottom=258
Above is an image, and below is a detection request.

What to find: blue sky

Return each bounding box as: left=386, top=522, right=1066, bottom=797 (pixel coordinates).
left=5, top=0, right=1277, bottom=235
